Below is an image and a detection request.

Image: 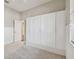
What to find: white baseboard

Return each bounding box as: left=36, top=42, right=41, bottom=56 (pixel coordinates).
left=26, top=42, right=65, bottom=56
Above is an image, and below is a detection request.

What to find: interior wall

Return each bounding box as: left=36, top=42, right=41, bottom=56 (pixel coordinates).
left=22, top=0, right=65, bottom=20
left=66, top=0, right=74, bottom=59
left=4, top=6, right=21, bottom=44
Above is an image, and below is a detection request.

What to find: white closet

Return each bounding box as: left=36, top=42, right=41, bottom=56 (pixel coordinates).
left=40, top=13, right=56, bottom=48
left=26, top=16, right=41, bottom=45
left=26, top=10, right=65, bottom=55
left=55, top=11, right=66, bottom=50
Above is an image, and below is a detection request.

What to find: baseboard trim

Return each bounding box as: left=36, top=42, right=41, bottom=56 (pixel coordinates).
left=26, top=42, right=65, bottom=56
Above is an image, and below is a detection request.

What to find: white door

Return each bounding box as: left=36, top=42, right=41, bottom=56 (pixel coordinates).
left=26, top=16, right=41, bottom=44
left=55, top=11, right=66, bottom=50
left=15, top=20, right=22, bottom=42
left=41, top=13, right=56, bottom=48
left=33, top=16, right=41, bottom=44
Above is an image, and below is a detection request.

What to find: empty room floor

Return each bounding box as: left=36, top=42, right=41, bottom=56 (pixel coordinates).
left=4, top=42, right=65, bottom=59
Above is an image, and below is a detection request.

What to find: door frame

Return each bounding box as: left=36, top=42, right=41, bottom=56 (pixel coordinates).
left=13, top=20, right=26, bottom=46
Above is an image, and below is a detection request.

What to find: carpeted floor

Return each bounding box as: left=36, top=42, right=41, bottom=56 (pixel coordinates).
left=4, top=42, right=65, bottom=59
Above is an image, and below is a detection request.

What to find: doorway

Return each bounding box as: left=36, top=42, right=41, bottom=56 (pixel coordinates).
left=13, top=20, right=26, bottom=46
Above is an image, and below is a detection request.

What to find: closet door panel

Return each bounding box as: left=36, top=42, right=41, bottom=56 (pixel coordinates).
left=32, top=16, right=41, bottom=44
left=26, top=16, right=41, bottom=44
left=41, top=14, right=50, bottom=47
left=56, top=11, right=66, bottom=50
left=49, top=13, right=56, bottom=48
left=41, top=13, right=55, bottom=48
left=26, top=17, right=34, bottom=43
left=30, top=17, right=36, bottom=43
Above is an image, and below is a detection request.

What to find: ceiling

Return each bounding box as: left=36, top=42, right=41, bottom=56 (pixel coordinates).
left=4, top=0, right=53, bottom=12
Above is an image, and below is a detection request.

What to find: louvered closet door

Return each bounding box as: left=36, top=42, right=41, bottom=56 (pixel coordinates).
left=41, top=13, right=56, bottom=48
left=55, top=11, right=65, bottom=50
left=32, top=16, right=41, bottom=44
left=26, top=16, right=41, bottom=45
left=26, top=17, right=32, bottom=44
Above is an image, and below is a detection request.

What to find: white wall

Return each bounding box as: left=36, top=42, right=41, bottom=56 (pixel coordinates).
left=22, top=0, right=65, bottom=20
left=4, top=6, right=21, bottom=27
left=66, top=0, right=74, bottom=59
left=4, top=27, right=13, bottom=44
left=4, top=6, right=21, bottom=44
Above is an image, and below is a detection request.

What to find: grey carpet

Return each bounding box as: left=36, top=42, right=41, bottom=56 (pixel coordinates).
left=5, top=42, right=65, bottom=59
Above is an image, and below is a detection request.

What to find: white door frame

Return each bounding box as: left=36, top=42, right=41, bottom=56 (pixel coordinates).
left=13, top=20, right=26, bottom=46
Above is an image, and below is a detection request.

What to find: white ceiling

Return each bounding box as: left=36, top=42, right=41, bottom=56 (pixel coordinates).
left=4, top=0, right=53, bottom=12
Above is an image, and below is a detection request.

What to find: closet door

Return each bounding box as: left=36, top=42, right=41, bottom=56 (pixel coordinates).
left=32, top=16, right=41, bottom=44
left=26, top=16, right=41, bottom=45
left=26, top=17, right=32, bottom=44
left=41, top=13, right=56, bottom=48
left=55, top=11, right=66, bottom=50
